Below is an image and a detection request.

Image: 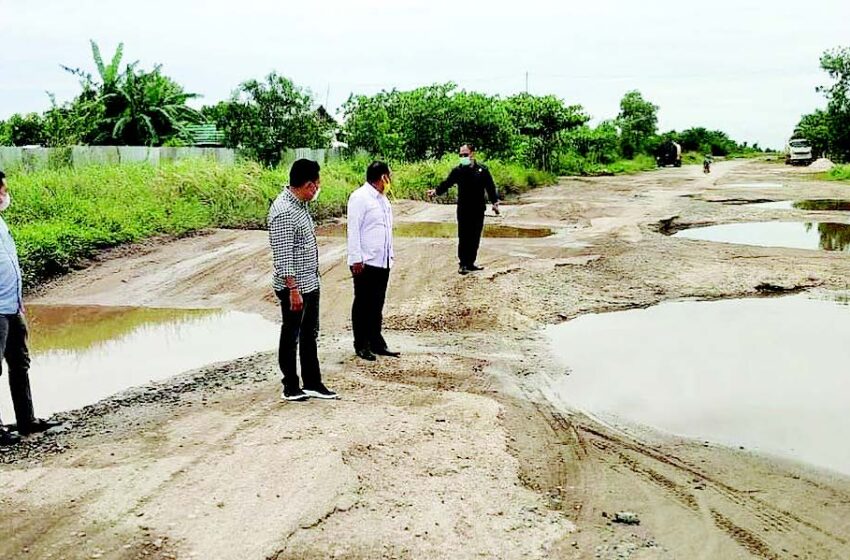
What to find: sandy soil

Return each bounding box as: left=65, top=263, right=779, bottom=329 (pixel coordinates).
left=2, top=159, right=849, bottom=559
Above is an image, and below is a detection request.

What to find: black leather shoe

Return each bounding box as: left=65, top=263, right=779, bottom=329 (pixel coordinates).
left=373, top=348, right=401, bottom=358
left=468, top=264, right=485, bottom=271
left=0, top=428, right=21, bottom=446
left=17, top=418, right=61, bottom=436
left=356, top=348, right=377, bottom=361
left=458, top=265, right=470, bottom=275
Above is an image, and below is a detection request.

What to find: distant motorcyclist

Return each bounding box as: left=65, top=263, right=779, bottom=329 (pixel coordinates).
left=703, top=154, right=713, bottom=174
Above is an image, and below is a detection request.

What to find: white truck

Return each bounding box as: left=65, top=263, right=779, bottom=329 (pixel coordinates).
left=785, top=138, right=814, bottom=165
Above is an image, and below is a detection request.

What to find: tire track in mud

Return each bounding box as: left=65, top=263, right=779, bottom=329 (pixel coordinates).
left=576, top=421, right=848, bottom=544
left=520, top=386, right=849, bottom=558
left=612, top=450, right=700, bottom=512
left=710, top=510, right=779, bottom=560
left=571, top=414, right=847, bottom=555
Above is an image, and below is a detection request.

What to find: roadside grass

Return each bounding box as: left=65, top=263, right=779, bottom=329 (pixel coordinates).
left=823, top=164, right=850, bottom=182
left=5, top=157, right=554, bottom=287
left=558, top=153, right=658, bottom=176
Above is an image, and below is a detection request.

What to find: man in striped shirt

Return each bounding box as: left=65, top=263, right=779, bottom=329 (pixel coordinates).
left=268, top=159, right=338, bottom=402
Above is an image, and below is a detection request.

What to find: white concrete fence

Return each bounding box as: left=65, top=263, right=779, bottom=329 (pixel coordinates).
left=0, top=146, right=356, bottom=172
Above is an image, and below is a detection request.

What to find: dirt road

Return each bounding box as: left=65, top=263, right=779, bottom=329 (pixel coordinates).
left=2, top=160, right=850, bottom=559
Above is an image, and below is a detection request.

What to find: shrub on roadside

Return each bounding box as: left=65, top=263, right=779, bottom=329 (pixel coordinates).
left=825, top=164, right=850, bottom=181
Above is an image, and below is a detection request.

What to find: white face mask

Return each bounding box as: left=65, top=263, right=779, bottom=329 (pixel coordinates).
left=0, top=192, right=11, bottom=212
left=311, top=187, right=321, bottom=202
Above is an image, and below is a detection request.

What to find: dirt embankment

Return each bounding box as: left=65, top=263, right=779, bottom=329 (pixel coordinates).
left=2, top=160, right=850, bottom=559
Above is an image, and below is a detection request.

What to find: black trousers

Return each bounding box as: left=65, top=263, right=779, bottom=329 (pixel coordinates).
left=351, top=265, right=390, bottom=352
left=457, top=205, right=485, bottom=268
left=275, top=289, right=322, bottom=391
left=0, top=313, right=36, bottom=427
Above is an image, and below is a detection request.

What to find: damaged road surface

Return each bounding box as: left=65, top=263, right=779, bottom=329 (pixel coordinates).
left=2, top=160, right=850, bottom=559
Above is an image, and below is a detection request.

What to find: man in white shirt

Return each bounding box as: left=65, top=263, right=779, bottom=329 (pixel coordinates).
left=347, top=161, right=400, bottom=361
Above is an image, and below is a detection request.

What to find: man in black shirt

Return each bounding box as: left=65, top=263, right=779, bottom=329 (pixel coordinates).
left=427, top=144, right=500, bottom=275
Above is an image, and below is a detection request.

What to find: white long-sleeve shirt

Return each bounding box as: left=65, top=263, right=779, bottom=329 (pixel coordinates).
left=347, top=182, right=394, bottom=269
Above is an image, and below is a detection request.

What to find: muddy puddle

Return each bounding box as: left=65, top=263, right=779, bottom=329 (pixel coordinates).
left=0, top=305, right=278, bottom=423
left=546, top=293, right=850, bottom=474
left=317, top=221, right=553, bottom=238
left=674, top=221, right=850, bottom=251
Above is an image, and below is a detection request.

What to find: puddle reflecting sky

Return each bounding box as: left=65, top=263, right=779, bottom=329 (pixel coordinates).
left=546, top=294, right=850, bottom=474
left=317, top=222, right=553, bottom=239
left=750, top=200, right=850, bottom=212
left=720, top=183, right=784, bottom=189
left=0, top=305, right=279, bottom=423
left=674, top=222, right=850, bottom=252
left=749, top=201, right=795, bottom=210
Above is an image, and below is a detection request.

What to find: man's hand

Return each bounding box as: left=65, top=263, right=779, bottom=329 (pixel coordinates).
left=351, top=262, right=365, bottom=276
left=426, top=189, right=437, bottom=198
left=492, top=201, right=500, bottom=216
left=289, top=288, right=304, bottom=312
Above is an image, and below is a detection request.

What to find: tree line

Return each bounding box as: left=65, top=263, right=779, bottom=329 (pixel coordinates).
left=1, top=41, right=761, bottom=171
left=794, top=46, right=850, bottom=162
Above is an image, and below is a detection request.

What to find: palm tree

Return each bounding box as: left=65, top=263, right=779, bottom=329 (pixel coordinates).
left=104, top=66, right=202, bottom=145
left=64, top=40, right=202, bottom=145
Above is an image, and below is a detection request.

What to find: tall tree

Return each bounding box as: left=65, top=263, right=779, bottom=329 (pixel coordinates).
left=204, top=72, right=332, bottom=166
left=502, top=93, right=588, bottom=170
left=616, top=90, right=658, bottom=158
left=794, top=110, right=831, bottom=158
left=817, top=46, right=850, bottom=162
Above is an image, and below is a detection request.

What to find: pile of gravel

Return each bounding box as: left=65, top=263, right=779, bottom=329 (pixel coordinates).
left=803, top=158, right=835, bottom=173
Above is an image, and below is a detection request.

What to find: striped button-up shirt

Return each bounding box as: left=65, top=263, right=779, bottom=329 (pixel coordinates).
left=347, top=182, right=394, bottom=269
left=268, top=188, right=320, bottom=294
left=0, top=216, right=23, bottom=315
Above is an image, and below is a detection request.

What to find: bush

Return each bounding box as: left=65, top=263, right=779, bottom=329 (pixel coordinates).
left=555, top=152, right=657, bottom=176
left=825, top=164, right=850, bottom=181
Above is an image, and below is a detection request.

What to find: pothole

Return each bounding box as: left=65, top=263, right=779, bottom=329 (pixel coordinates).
left=317, top=221, right=554, bottom=238
left=673, top=221, right=850, bottom=251
left=546, top=292, right=850, bottom=474
left=0, top=305, right=278, bottom=423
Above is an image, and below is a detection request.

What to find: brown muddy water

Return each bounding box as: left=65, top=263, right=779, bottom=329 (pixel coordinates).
left=317, top=221, right=553, bottom=238
left=545, top=294, right=850, bottom=475
left=0, top=305, right=278, bottom=423
left=674, top=221, right=850, bottom=252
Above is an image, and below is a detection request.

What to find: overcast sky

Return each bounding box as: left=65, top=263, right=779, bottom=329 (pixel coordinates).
left=2, top=0, right=848, bottom=149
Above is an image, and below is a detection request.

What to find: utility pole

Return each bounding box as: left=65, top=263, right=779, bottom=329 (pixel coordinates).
left=525, top=71, right=529, bottom=93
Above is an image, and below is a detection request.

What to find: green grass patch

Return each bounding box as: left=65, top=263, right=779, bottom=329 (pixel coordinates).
left=4, top=157, right=553, bottom=287
left=822, top=164, right=850, bottom=182
left=681, top=151, right=703, bottom=165
left=558, top=153, right=658, bottom=176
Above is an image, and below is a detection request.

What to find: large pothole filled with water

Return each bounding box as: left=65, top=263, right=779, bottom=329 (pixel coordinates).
left=673, top=221, right=850, bottom=251
left=716, top=182, right=785, bottom=189
left=546, top=293, right=850, bottom=474
left=0, top=305, right=278, bottom=423
left=317, top=221, right=553, bottom=238
left=748, top=199, right=850, bottom=211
